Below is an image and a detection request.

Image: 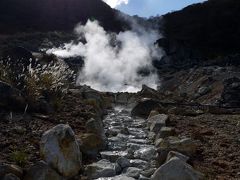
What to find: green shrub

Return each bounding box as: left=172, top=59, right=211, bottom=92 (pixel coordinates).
left=10, top=150, right=28, bottom=167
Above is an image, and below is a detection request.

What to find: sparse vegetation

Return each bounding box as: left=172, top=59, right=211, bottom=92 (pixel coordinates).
left=10, top=150, right=28, bottom=167
left=0, top=56, right=75, bottom=111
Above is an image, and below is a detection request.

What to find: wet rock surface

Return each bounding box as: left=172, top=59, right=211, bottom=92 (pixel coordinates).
left=86, top=107, right=158, bottom=179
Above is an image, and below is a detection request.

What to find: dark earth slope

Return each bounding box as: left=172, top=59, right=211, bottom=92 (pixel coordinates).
left=0, top=0, right=126, bottom=34
left=159, top=0, right=240, bottom=66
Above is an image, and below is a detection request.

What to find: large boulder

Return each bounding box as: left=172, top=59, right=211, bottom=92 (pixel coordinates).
left=131, top=99, right=161, bottom=118
left=23, top=161, right=63, bottom=180
left=40, top=124, right=82, bottom=177
left=151, top=157, right=204, bottom=180
left=85, top=159, right=116, bottom=179
left=0, top=81, right=26, bottom=111
left=79, top=133, right=106, bottom=158
left=138, top=85, right=161, bottom=100
left=156, top=137, right=197, bottom=164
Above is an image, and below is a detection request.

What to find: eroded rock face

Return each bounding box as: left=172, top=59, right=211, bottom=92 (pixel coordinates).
left=40, top=124, right=82, bottom=177
left=23, top=161, right=63, bottom=180
left=151, top=157, right=204, bottom=180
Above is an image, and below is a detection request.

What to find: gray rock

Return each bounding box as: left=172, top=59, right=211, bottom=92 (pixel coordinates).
left=151, top=157, right=204, bottom=180
left=86, top=159, right=116, bottom=179
left=134, top=147, right=156, bottom=160
left=120, top=127, right=130, bottom=135
left=166, top=151, right=189, bottom=163
left=130, top=159, right=148, bottom=169
left=100, top=151, right=128, bottom=162
left=128, top=139, right=149, bottom=144
left=123, top=167, right=141, bottom=179
left=127, top=143, right=152, bottom=151
left=0, top=164, right=23, bottom=178
left=139, top=175, right=150, bottom=180
left=131, top=99, right=161, bottom=118
left=40, top=124, right=82, bottom=177
left=86, top=118, right=106, bottom=141
left=148, top=110, right=160, bottom=119
left=155, top=138, right=164, bottom=148
left=23, top=161, right=63, bottom=180
left=141, top=168, right=156, bottom=178
left=198, top=86, right=211, bottom=96
left=95, top=175, right=135, bottom=180
left=149, top=115, right=169, bottom=134
left=157, top=136, right=197, bottom=156
left=148, top=132, right=156, bottom=141
left=147, top=114, right=169, bottom=129
left=157, top=127, right=175, bottom=138
left=115, top=163, right=122, bottom=174
left=116, top=157, right=131, bottom=169
left=3, top=174, right=20, bottom=180
left=79, top=133, right=106, bottom=158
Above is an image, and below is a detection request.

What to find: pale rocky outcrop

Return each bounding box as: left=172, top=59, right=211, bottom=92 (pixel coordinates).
left=40, top=124, right=82, bottom=177
left=151, top=157, right=204, bottom=180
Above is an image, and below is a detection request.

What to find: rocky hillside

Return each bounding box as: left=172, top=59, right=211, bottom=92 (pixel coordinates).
left=0, top=0, right=127, bottom=34
left=158, top=0, right=240, bottom=66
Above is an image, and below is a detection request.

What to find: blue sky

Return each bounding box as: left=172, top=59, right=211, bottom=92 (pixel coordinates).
left=111, top=0, right=207, bottom=17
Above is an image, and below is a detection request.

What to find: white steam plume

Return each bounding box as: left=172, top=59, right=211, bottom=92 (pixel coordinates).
left=102, top=0, right=129, bottom=8
left=48, top=19, right=163, bottom=92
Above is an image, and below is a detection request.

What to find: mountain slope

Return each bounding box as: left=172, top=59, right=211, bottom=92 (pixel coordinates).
left=0, top=0, right=126, bottom=34
left=160, top=0, right=240, bottom=65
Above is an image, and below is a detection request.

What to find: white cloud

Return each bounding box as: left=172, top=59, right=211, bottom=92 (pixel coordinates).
left=102, top=0, right=129, bottom=8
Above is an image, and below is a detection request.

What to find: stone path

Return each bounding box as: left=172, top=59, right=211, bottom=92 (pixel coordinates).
left=86, top=106, right=158, bottom=180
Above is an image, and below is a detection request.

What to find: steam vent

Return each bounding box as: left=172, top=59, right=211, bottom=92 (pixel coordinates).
left=0, top=0, right=240, bottom=179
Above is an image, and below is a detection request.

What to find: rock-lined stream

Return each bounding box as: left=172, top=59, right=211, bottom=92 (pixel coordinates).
left=86, top=106, right=158, bottom=180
